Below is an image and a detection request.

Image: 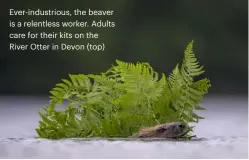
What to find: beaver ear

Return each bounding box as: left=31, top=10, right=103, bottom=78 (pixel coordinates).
left=156, top=127, right=166, bottom=132
left=138, top=135, right=145, bottom=138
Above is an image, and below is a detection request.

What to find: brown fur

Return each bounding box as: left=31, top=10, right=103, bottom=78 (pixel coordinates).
left=133, top=122, right=188, bottom=138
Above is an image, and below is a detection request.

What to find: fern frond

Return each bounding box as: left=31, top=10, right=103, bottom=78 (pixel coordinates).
left=168, top=41, right=211, bottom=123
left=36, top=40, right=211, bottom=139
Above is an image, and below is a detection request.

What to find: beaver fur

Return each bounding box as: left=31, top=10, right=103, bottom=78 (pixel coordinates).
left=132, top=122, right=189, bottom=138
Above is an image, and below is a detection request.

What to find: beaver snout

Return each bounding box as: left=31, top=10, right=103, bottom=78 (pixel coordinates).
left=167, top=122, right=188, bottom=138
left=134, top=122, right=189, bottom=139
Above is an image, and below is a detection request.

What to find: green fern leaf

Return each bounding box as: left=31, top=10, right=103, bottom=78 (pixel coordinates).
left=35, top=40, right=211, bottom=139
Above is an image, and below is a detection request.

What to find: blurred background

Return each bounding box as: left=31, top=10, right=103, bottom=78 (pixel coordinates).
left=1, top=0, right=248, bottom=96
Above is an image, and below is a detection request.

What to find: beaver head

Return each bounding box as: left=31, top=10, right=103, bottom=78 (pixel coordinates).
left=137, top=122, right=189, bottom=138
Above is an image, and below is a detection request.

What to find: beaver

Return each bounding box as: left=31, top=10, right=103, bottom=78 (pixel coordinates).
left=132, top=122, right=189, bottom=138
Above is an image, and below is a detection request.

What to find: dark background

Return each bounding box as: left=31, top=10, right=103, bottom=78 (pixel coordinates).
left=1, top=0, right=248, bottom=96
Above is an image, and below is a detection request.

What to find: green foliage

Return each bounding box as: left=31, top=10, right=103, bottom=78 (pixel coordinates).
left=36, top=41, right=211, bottom=139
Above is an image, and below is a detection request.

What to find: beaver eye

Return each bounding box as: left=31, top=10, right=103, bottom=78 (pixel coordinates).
left=156, top=127, right=166, bottom=132
left=178, top=124, right=184, bottom=128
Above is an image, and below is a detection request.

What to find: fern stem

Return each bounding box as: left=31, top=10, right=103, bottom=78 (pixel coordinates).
left=147, top=99, right=160, bottom=124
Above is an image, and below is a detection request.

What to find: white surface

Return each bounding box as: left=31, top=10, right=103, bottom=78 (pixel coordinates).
left=0, top=96, right=248, bottom=158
